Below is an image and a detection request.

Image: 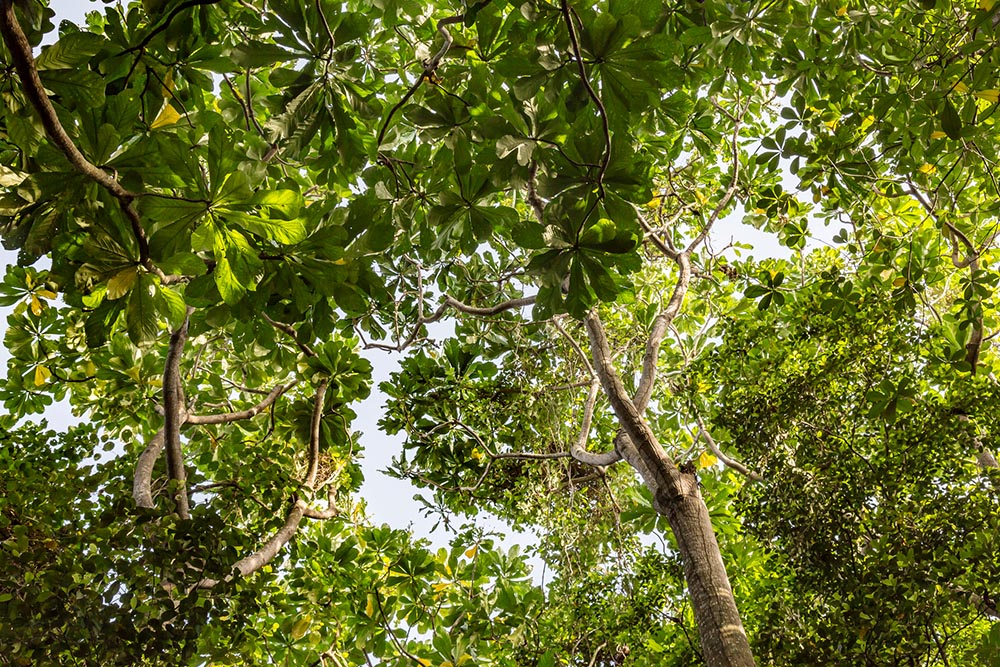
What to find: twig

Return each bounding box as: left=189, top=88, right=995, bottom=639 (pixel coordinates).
left=262, top=312, right=316, bottom=357
left=560, top=1, right=611, bottom=196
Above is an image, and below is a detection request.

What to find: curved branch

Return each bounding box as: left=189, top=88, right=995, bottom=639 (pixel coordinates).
left=0, top=0, right=153, bottom=268
left=303, top=381, right=329, bottom=490
left=186, top=382, right=296, bottom=425
left=694, top=417, right=761, bottom=481
left=570, top=381, right=622, bottom=467
left=163, top=310, right=193, bottom=519
left=560, top=0, right=611, bottom=196
left=438, top=295, right=536, bottom=319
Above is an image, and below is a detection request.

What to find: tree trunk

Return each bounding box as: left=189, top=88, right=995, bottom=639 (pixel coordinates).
left=660, top=469, right=756, bottom=667
left=585, top=312, right=756, bottom=667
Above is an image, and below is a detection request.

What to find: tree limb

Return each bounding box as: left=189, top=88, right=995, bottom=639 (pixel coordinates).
left=303, top=381, right=329, bottom=490
left=163, top=310, right=193, bottom=519
left=0, top=0, right=156, bottom=270
left=569, top=380, right=621, bottom=467
left=186, top=382, right=296, bottom=425
left=560, top=0, right=611, bottom=196
left=694, top=417, right=762, bottom=481
left=584, top=310, right=683, bottom=511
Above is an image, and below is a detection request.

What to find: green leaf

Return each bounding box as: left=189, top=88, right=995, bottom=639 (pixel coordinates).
left=126, top=274, right=158, bottom=345
left=941, top=98, right=962, bottom=140
left=36, top=32, right=107, bottom=70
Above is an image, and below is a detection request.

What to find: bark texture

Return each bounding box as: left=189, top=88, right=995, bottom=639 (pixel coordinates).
left=585, top=311, right=756, bottom=667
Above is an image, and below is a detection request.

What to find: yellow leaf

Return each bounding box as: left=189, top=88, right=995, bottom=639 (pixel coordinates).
left=364, top=594, right=375, bottom=617
left=290, top=616, right=311, bottom=640
left=30, top=294, right=42, bottom=316
left=953, top=81, right=970, bottom=94
left=464, top=545, right=478, bottom=558
left=930, top=131, right=947, bottom=139
left=432, top=582, right=452, bottom=592
left=695, top=191, right=708, bottom=205
left=836, top=6, right=847, bottom=16
left=646, top=196, right=662, bottom=208
left=107, top=268, right=138, bottom=300
left=36, top=289, right=57, bottom=300
left=151, top=103, right=182, bottom=129
left=981, top=0, right=995, bottom=10
left=892, top=276, right=907, bottom=287
left=974, top=89, right=1000, bottom=103
left=417, top=659, right=431, bottom=667
left=698, top=450, right=718, bottom=469
left=34, top=365, right=51, bottom=386
left=442, top=662, right=454, bottom=667
left=456, top=655, right=473, bottom=666
left=918, top=163, right=936, bottom=175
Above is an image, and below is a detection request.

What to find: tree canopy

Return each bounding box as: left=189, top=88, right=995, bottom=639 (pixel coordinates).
left=1, top=0, right=999, bottom=665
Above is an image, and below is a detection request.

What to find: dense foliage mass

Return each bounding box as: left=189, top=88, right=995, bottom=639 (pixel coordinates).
left=1, top=0, right=999, bottom=665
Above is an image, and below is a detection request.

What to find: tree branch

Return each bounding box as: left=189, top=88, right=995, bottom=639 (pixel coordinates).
left=694, top=416, right=762, bottom=481
left=186, top=382, right=296, bottom=425
left=560, top=0, right=611, bottom=196
left=303, top=381, right=329, bottom=490
left=163, top=310, right=193, bottom=519
left=584, top=310, right=683, bottom=511
left=569, top=380, right=621, bottom=467
left=0, top=0, right=156, bottom=270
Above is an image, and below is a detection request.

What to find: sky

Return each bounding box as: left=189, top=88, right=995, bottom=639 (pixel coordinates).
left=2, top=0, right=812, bottom=560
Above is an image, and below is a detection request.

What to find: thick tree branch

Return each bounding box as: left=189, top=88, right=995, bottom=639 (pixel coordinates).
left=163, top=310, right=193, bottom=519
left=0, top=0, right=156, bottom=270
left=584, top=310, right=683, bottom=510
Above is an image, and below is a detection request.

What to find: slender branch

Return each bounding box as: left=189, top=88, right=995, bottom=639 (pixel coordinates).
left=263, top=312, right=316, bottom=356
left=376, top=5, right=490, bottom=146
left=0, top=0, right=156, bottom=270
left=553, top=317, right=596, bottom=378
left=438, top=295, right=536, bottom=319
left=560, top=0, right=611, bottom=196
left=569, top=380, right=621, bottom=467
left=689, top=96, right=744, bottom=253
left=163, top=309, right=193, bottom=519
left=304, top=381, right=329, bottom=490
left=123, top=0, right=222, bottom=54
left=908, top=182, right=984, bottom=372
left=186, top=382, right=296, bottom=425
left=694, top=416, right=762, bottom=481
left=527, top=160, right=546, bottom=223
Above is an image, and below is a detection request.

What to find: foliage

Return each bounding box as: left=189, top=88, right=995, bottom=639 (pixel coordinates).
left=2, top=0, right=1000, bottom=664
